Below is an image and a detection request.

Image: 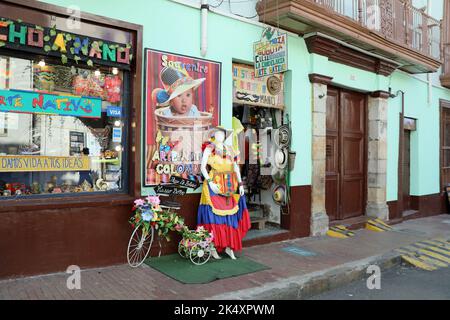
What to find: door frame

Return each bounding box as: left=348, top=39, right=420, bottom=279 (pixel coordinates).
left=326, top=85, right=368, bottom=221
left=440, top=99, right=450, bottom=191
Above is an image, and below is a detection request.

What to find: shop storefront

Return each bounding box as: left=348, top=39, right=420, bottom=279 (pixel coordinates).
left=0, top=0, right=142, bottom=278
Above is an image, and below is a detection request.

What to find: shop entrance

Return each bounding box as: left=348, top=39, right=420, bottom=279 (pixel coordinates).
left=325, top=87, right=367, bottom=221
left=232, top=63, right=289, bottom=240
left=232, top=104, right=287, bottom=239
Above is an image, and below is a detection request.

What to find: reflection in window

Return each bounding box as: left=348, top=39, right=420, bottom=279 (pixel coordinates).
left=0, top=56, right=127, bottom=197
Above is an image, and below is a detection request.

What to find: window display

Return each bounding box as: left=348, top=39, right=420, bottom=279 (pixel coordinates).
left=0, top=55, right=127, bottom=197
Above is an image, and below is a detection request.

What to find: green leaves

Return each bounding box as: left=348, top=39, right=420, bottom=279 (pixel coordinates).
left=74, top=55, right=81, bottom=64
left=87, top=59, right=93, bottom=67
left=0, top=41, right=5, bottom=47
left=61, top=54, right=68, bottom=64
left=44, top=35, right=50, bottom=42
left=44, top=45, right=51, bottom=52
left=50, top=29, right=56, bottom=37
left=81, top=45, right=89, bottom=56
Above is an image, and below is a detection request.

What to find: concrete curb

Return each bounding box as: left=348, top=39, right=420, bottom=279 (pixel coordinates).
left=209, top=251, right=403, bottom=300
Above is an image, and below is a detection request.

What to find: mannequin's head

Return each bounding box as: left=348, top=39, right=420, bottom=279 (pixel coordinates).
left=210, top=127, right=228, bottom=144
left=214, top=130, right=225, bottom=144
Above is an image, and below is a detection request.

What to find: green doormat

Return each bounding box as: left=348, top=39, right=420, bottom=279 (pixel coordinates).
left=144, top=254, right=270, bottom=284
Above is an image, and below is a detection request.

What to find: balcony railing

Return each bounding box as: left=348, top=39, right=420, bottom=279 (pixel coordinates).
left=309, top=0, right=441, bottom=60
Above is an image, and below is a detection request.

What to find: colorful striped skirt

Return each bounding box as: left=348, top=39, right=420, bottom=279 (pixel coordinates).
left=197, top=182, right=251, bottom=252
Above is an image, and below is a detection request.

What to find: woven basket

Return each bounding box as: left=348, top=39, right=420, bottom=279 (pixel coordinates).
left=154, top=108, right=213, bottom=158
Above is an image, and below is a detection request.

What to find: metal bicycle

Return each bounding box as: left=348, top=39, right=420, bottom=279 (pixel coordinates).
left=126, top=197, right=181, bottom=268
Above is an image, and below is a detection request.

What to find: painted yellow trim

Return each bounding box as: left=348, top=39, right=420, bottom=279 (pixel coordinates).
left=326, top=229, right=349, bottom=239
left=401, top=255, right=437, bottom=271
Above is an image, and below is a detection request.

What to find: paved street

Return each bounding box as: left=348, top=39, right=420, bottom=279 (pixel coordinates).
left=1, top=215, right=450, bottom=300
left=309, top=264, right=450, bottom=300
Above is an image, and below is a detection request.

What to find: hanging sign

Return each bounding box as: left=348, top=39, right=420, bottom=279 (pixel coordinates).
left=0, top=18, right=132, bottom=68
left=253, top=27, right=288, bottom=78
left=0, top=89, right=102, bottom=118
left=0, top=155, right=90, bottom=172
left=232, top=63, right=284, bottom=109
left=169, top=175, right=200, bottom=189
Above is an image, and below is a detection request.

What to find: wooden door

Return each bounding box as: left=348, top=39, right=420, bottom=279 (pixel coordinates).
left=326, top=87, right=367, bottom=221
left=403, top=130, right=411, bottom=211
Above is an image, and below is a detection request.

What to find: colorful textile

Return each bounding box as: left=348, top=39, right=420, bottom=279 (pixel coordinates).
left=197, top=152, right=250, bottom=252
left=104, top=75, right=122, bottom=103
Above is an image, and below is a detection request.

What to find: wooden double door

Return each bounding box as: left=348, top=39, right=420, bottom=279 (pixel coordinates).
left=326, top=87, right=367, bottom=221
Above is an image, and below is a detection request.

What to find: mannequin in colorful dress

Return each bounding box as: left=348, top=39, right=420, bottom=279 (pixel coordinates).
left=197, top=127, right=251, bottom=259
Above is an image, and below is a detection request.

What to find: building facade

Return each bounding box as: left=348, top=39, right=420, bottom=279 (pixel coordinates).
left=0, top=0, right=449, bottom=278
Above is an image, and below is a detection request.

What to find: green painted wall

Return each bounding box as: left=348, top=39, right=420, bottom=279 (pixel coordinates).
left=40, top=0, right=450, bottom=200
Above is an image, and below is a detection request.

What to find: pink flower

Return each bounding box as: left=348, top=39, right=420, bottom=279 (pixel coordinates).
left=134, top=199, right=146, bottom=206
left=146, top=196, right=160, bottom=205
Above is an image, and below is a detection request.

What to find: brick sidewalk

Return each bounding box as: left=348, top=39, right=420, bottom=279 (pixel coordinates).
left=1, top=215, right=450, bottom=300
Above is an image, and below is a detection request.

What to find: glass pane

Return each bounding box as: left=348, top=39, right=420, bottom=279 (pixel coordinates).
left=0, top=55, right=126, bottom=197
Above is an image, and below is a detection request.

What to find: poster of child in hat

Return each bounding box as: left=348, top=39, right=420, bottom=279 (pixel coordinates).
left=144, top=49, right=221, bottom=187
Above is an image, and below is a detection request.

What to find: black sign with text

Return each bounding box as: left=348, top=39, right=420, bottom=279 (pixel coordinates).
left=169, top=176, right=200, bottom=189
left=155, top=185, right=187, bottom=196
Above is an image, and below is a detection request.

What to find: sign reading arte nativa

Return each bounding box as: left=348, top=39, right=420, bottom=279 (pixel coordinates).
left=254, top=27, right=288, bottom=78
left=0, top=155, right=90, bottom=172
left=0, top=89, right=102, bottom=118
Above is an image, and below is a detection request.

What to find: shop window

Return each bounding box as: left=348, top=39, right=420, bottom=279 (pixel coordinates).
left=0, top=55, right=127, bottom=197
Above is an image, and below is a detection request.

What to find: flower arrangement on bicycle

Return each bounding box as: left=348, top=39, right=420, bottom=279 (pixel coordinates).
left=178, top=226, right=215, bottom=265
left=129, top=195, right=185, bottom=242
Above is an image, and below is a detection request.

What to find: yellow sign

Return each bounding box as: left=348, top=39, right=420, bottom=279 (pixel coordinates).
left=0, top=155, right=90, bottom=172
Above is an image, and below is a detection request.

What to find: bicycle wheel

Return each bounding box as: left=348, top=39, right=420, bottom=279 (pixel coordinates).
left=127, top=225, right=154, bottom=268
left=189, top=244, right=211, bottom=266
left=178, top=241, right=189, bottom=258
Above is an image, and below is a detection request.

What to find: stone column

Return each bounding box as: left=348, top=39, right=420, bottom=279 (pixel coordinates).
left=366, top=91, right=390, bottom=220
left=309, top=74, right=333, bottom=236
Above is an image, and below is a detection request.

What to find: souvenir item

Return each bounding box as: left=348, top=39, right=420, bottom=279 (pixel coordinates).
left=104, top=75, right=122, bottom=103
left=73, top=72, right=105, bottom=99
left=31, top=182, right=41, bottom=194
left=95, top=179, right=109, bottom=191
left=3, top=190, right=11, bottom=196
left=103, top=150, right=118, bottom=159
left=89, top=126, right=111, bottom=150
left=272, top=169, right=286, bottom=184
left=33, top=65, right=55, bottom=91
left=81, top=180, right=93, bottom=192
left=288, top=151, right=296, bottom=171
left=274, top=125, right=291, bottom=149
left=272, top=184, right=287, bottom=206
left=274, top=148, right=288, bottom=169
